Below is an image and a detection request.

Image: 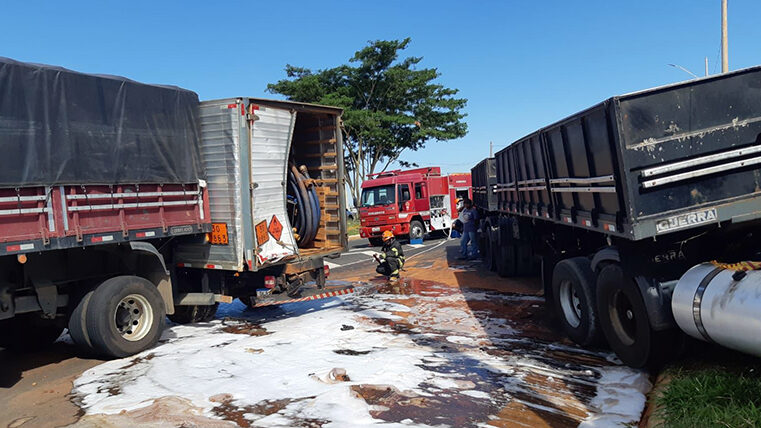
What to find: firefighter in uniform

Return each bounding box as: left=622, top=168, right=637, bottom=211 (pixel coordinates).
left=375, top=230, right=405, bottom=279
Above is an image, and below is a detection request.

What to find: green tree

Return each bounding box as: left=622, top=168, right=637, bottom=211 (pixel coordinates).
left=267, top=38, right=468, bottom=206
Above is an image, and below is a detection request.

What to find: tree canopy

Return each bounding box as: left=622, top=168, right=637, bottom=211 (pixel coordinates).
left=267, top=38, right=468, bottom=206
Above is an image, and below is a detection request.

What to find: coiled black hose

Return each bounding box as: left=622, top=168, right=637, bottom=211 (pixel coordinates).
left=287, top=164, right=321, bottom=246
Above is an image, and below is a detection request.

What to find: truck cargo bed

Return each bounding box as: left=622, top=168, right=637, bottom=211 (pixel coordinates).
left=174, top=98, right=347, bottom=272
left=471, top=158, right=497, bottom=212
left=495, top=66, right=761, bottom=240
left=0, top=57, right=211, bottom=254
left=0, top=184, right=209, bottom=256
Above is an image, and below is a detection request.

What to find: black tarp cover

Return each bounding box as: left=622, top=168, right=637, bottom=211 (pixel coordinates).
left=0, top=57, right=203, bottom=186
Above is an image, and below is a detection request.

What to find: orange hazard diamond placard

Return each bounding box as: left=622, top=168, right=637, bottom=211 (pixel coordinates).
left=255, top=220, right=269, bottom=246
left=268, top=215, right=283, bottom=241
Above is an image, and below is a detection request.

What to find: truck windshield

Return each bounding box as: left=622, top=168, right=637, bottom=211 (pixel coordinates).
left=361, top=185, right=396, bottom=207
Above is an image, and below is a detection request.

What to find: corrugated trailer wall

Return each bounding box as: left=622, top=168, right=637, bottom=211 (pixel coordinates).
left=494, top=65, right=761, bottom=240
left=543, top=104, right=622, bottom=232
left=471, top=158, right=497, bottom=212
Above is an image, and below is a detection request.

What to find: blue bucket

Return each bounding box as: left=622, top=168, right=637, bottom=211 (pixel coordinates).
left=410, top=237, right=424, bottom=245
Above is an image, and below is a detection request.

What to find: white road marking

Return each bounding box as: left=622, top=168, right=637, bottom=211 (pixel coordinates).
left=407, top=244, right=426, bottom=248
left=324, top=261, right=341, bottom=270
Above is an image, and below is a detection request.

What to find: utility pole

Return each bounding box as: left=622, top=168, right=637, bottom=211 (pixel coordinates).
left=489, top=141, right=493, bottom=158
left=721, top=0, right=728, bottom=73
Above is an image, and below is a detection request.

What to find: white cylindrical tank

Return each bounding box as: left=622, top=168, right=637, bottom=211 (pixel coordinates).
left=672, top=262, right=761, bottom=357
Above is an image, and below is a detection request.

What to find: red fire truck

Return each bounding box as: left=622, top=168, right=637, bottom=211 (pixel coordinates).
left=359, top=167, right=471, bottom=246
left=447, top=173, right=473, bottom=212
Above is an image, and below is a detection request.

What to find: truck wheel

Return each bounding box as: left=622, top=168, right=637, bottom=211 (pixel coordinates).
left=552, top=257, right=602, bottom=346
left=68, top=291, right=94, bottom=351
left=0, top=314, right=64, bottom=350
left=596, top=264, right=675, bottom=368
left=496, top=244, right=517, bottom=277
left=541, top=256, right=556, bottom=319
left=168, top=303, right=218, bottom=324
left=368, top=237, right=383, bottom=247
left=481, top=231, right=494, bottom=271
left=85, top=276, right=166, bottom=358
left=409, top=220, right=425, bottom=241
left=515, top=241, right=534, bottom=276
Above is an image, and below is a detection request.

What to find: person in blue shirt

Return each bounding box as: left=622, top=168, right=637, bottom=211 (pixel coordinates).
left=457, top=198, right=479, bottom=260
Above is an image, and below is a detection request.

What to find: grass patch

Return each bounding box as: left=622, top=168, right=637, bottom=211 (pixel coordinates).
left=347, top=218, right=360, bottom=236
left=655, top=365, right=761, bottom=427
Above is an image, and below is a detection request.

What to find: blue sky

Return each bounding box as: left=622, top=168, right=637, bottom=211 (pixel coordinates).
left=2, top=1, right=760, bottom=175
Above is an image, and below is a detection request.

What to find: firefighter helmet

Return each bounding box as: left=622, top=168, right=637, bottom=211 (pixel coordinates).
left=382, top=230, right=394, bottom=241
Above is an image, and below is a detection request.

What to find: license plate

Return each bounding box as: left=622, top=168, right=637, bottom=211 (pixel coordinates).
left=210, top=223, right=229, bottom=245
left=372, top=227, right=381, bottom=232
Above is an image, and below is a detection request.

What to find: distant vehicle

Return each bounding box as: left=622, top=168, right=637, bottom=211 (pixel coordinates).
left=359, top=167, right=470, bottom=246
left=473, top=66, right=761, bottom=368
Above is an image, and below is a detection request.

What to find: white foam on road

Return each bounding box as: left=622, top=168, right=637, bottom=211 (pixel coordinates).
left=71, top=286, right=650, bottom=427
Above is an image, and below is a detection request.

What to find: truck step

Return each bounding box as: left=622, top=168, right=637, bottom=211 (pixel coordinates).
left=252, top=284, right=355, bottom=307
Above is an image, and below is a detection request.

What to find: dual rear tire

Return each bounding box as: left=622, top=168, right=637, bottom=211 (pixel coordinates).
left=596, top=264, right=683, bottom=368
left=551, top=257, right=602, bottom=347
left=68, top=276, right=166, bottom=358
left=551, top=258, right=683, bottom=368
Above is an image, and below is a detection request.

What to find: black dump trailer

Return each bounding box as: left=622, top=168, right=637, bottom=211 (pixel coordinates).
left=480, top=66, right=761, bottom=368
left=471, top=157, right=498, bottom=212
left=471, top=157, right=498, bottom=270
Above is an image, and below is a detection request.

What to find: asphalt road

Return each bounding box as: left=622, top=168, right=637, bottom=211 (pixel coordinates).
left=325, top=235, right=457, bottom=273
left=0, top=234, right=651, bottom=428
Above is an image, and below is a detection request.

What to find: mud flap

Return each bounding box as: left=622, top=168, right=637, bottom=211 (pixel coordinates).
left=251, top=284, right=355, bottom=308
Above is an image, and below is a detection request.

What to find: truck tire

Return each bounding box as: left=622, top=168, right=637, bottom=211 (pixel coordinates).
left=496, top=243, right=517, bottom=277
left=85, top=276, right=166, bottom=358
left=368, top=237, right=383, bottom=247
left=68, top=291, right=94, bottom=351
left=552, top=257, right=602, bottom=346
left=481, top=230, right=495, bottom=271
left=0, top=314, right=64, bottom=350
left=409, top=220, right=425, bottom=241
left=168, top=303, right=218, bottom=324
left=515, top=241, right=534, bottom=276
left=596, top=264, right=676, bottom=368
left=541, top=256, right=556, bottom=320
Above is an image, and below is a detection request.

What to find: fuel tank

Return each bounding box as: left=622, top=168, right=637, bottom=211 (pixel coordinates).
left=672, top=262, right=761, bottom=357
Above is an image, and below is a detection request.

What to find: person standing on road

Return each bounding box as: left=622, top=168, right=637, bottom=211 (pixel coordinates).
left=458, top=199, right=479, bottom=260
left=375, top=230, right=405, bottom=280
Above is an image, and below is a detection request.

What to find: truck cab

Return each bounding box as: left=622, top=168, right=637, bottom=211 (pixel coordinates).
left=359, top=167, right=454, bottom=246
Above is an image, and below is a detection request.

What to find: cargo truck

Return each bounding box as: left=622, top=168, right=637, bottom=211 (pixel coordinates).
left=0, top=58, right=347, bottom=358
left=476, top=66, right=761, bottom=368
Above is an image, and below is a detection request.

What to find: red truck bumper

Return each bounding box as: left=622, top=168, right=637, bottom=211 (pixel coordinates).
left=359, top=222, right=410, bottom=238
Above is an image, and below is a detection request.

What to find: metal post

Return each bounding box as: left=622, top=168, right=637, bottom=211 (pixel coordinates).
left=721, top=0, right=728, bottom=73
left=705, top=57, right=709, bottom=76
left=489, top=141, right=493, bottom=158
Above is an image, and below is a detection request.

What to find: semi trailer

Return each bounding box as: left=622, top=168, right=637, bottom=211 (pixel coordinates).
left=475, top=65, right=761, bottom=368
left=0, top=58, right=347, bottom=358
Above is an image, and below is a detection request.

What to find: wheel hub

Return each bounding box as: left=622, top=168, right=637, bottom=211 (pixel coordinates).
left=610, top=290, right=637, bottom=346
left=558, top=280, right=582, bottom=328
left=114, top=294, right=154, bottom=342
